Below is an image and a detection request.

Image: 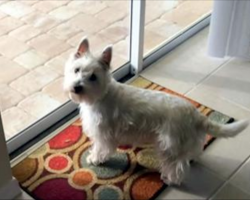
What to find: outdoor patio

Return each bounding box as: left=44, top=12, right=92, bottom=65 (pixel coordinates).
left=0, top=0, right=212, bottom=139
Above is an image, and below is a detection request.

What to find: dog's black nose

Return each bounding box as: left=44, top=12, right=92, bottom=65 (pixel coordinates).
left=73, top=85, right=83, bottom=94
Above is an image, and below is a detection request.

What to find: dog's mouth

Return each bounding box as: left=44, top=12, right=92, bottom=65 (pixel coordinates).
left=69, top=92, right=84, bottom=103
left=67, top=85, right=84, bottom=103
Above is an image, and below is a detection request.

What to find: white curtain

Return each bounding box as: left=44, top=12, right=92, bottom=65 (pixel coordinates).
left=208, top=0, right=250, bottom=59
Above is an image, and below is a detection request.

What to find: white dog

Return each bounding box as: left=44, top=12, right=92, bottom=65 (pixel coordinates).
left=64, top=37, right=249, bottom=185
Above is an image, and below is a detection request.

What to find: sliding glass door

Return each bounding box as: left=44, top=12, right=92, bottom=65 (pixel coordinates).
left=0, top=0, right=131, bottom=153
left=144, top=0, right=213, bottom=56
left=0, top=0, right=213, bottom=155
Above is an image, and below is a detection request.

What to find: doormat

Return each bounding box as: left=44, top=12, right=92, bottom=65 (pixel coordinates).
left=12, top=76, right=233, bottom=200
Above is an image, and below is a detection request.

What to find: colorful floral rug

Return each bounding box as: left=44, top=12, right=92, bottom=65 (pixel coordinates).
left=12, top=77, right=233, bottom=200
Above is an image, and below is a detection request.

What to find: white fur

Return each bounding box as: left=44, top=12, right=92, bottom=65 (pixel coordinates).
left=64, top=38, right=249, bottom=185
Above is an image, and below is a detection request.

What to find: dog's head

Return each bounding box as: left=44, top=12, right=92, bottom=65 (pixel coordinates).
left=64, top=37, right=112, bottom=104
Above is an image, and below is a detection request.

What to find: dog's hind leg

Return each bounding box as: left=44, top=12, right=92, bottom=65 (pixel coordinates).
left=156, top=133, right=191, bottom=185
left=157, top=147, right=190, bottom=185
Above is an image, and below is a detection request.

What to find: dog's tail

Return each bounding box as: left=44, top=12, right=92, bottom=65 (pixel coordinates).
left=204, top=119, right=249, bottom=138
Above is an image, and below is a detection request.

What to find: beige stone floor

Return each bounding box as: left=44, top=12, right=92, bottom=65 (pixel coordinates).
left=0, top=0, right=212, bottom=140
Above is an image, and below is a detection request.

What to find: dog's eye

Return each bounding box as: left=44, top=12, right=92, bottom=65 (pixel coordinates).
left=89, top=74, right=97, bottom=81
left=74, top=67, right=80, bottom=74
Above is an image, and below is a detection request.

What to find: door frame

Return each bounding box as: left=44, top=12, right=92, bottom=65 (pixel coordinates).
left=0, top=115, right=21, bottom=199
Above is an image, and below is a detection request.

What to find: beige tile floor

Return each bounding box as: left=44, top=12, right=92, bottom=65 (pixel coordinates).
left=0, top=0, right=212, bottom=140
left=15, top=190, right=33, bottom=200
left=141, top=27, right=250, bottom=199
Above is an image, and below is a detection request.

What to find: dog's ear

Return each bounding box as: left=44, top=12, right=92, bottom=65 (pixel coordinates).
left=75, top=37, right=89, bottom=58
left=100, top=45, right=112, bottom=68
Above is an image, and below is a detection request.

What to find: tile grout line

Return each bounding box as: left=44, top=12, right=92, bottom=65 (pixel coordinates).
left=219, top=96, right=250, bottom=113
left=184, top=58, right=232, bottom=96
left=208, top=154, right=250, bottom=199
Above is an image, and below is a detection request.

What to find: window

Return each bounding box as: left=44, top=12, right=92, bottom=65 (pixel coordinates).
left=0, top=0, right=212, bottom=154
left=0, top=0, right=130, bottom=148
left=144, top=0, right=212, bottom=56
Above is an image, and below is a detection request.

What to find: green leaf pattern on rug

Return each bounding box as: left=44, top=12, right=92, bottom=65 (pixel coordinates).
left=80, top=149, right=129, bottom=179
left=208, top=111, right=231, bottom=124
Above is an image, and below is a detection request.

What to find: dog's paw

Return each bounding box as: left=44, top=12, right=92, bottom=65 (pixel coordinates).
left=160, top=174, right=172, bottom=185
left=86, top=155, right=101, bottom=166
left=160, top=174, right=181, bottom=186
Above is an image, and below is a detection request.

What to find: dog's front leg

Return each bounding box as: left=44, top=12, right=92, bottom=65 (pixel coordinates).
left=87, top=138, right=116, bottom=166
